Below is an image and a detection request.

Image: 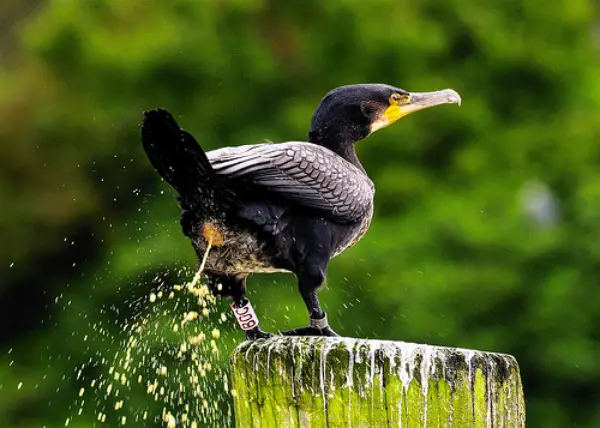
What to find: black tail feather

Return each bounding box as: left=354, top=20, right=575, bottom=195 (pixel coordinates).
left=141, top=109, right=215, bottom=204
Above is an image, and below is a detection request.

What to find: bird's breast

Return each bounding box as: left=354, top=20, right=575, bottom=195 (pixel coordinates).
left=331, top=205, right=374, bottom=258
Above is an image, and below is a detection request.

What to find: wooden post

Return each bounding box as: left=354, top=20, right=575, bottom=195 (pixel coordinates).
left=230, top=337, right=525, bottom=427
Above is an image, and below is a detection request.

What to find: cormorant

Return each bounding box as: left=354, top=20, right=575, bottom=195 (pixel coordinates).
left=141, top=84, right=460, bottom=340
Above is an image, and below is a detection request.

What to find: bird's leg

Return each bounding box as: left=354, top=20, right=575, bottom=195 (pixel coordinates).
left=299, top=289, right=339, bottom=337
left=282, top=268, right=339, bottom=337
left=230, top=276, right=274, bottom=341
left=231, top=293, right=274, bottom=341
left=208, top=273, right=274, bottom=340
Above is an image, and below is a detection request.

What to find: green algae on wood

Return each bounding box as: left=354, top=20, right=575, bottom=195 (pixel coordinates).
left=230, top=337, right=525, bottom=427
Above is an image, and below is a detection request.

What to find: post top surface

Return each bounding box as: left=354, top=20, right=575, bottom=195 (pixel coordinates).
left=234, top=335, right=517, bottom=363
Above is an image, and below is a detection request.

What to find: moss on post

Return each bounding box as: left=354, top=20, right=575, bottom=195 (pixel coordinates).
left=230, top=337, right=525, bottom=427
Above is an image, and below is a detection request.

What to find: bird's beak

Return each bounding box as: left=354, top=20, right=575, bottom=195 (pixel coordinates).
left=383, top=89, right=462, bottom=126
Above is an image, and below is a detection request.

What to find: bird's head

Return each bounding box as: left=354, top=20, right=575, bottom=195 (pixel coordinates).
left=309, top=84, right=461, bottom=150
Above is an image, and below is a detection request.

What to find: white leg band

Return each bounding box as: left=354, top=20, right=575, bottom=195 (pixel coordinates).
left=231, top=301, right=259, bottom=331
left=310, top=313, right=329, bottom=330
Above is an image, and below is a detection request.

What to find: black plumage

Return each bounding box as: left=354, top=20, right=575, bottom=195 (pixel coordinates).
left=141, top=83, right=460, bottom=339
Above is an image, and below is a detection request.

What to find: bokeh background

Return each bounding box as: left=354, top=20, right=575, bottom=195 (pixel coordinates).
left=2, top=0, right=600, bottom=426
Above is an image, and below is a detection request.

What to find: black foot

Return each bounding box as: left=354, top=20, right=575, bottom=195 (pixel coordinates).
left=281, top=326, right=339, bottom=337
left=245, top=326, right=276, bottom=341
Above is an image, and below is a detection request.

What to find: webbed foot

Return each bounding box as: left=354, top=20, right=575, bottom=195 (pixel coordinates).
left=281, top=313, right=339, bottom=337
left=281, top=326, right=339, bottom=337
left=245, top=326, right=277, bottom=341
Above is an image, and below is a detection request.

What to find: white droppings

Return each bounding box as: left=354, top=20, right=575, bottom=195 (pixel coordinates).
left=398, top=343, right=419, bottom=392
left=420, top=347, right=433, bottom=424
left=266, top=343, right=273, bottom=374
left=465, top=350, right=477, bottom=387
left=487, top=356, right=495, bottom=427
left=346, top=340, right=355, bottom=388
left=319, top=339, right=335, bottom=415
left=294, top=339, right=303, bottom=395
left=368, top=342, right=376, bottom=389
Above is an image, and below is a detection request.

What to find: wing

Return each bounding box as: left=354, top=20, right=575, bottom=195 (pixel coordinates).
left=206, top=142, right=374, bottom=223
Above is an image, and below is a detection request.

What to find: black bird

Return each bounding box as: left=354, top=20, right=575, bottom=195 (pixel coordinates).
left=141, top=84, right=460, bottom=340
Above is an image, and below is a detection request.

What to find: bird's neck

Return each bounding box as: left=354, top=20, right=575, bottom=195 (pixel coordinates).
left=308, top=131, right=366, bottom=174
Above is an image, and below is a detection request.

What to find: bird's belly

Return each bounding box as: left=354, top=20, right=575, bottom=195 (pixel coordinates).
left=192, top=225, right=288, bottom=275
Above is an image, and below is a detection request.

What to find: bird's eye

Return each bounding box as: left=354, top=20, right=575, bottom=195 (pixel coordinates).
left=390, top=93, right=402, bottom=104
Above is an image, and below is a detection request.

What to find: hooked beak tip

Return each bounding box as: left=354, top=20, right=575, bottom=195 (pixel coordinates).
left=442, top=89, right=462, bottom=106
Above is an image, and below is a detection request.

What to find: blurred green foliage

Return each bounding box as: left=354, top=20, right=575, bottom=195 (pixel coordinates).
left=1, top=0, right=600, bottom=426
